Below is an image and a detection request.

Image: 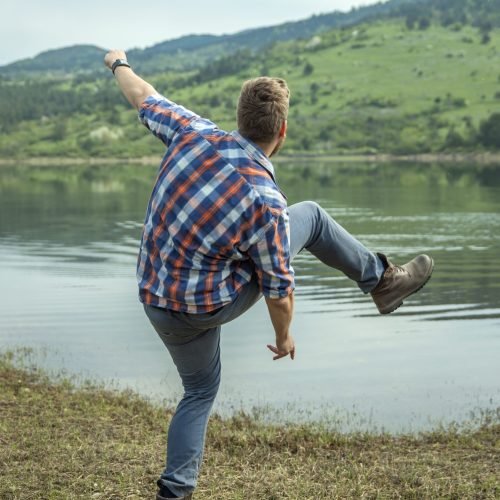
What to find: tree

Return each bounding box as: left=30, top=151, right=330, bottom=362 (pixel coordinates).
left=478, top=113, right=500, bottom=149
left=50, top=120, right=68, bottom=141
left=405, top=13, right=417, bottom=30
left=418, top=17, right=431, bottom=30
left=481, top=33, right=491, bottom=44
left=444, top=128, right=465, bottom=148
left=478, top=18, right=492, bottom=44
left=303, top=62, right=314, bottom=76
left=310, top=82, right=319, bottom=104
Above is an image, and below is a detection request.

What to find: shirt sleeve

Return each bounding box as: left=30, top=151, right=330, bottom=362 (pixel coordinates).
left=138, top=94, right=199, bottom=147
left=247, top=209, right=295, bottom=299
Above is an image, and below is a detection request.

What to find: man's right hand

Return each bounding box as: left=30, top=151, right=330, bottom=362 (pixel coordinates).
left=104, top=49, right=127, bottom=70
left=103, top=49, right=158, bottom=110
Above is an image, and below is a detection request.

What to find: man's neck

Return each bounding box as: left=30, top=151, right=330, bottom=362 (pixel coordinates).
left=254, top=139, right=277, bottom=158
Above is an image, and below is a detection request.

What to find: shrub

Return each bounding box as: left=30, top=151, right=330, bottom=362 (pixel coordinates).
left=451, top=97, right=467, bottom=108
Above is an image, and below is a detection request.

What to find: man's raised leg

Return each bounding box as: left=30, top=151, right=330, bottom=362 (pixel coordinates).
left=288, top=201, right=385, bottom=291
left=288, top=201, right=433, bottom=313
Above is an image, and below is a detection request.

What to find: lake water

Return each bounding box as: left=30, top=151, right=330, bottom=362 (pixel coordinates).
left=0, top=161, right=499, bottom=433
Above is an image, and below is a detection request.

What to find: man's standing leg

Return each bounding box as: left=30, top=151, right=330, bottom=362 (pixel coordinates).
left=144, top=305, right=222, bottom=499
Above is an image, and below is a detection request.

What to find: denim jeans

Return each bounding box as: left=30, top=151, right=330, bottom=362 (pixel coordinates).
left=144, top=201, right=384, bottom=497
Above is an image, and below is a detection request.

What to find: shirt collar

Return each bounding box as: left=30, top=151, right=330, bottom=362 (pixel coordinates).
left=230, top=130, right=276, bottom=180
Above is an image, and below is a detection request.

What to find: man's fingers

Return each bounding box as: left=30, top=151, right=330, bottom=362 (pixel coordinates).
left=267, top=344, right=295, bottom=361
left=267, top=344, right=285, bottom=357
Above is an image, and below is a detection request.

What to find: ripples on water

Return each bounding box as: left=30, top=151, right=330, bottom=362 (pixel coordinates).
left=0, top=162, right=499, bottom=432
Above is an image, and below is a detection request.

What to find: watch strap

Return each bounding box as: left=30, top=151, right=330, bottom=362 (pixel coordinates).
left=111, top=59, right=131, bottom=74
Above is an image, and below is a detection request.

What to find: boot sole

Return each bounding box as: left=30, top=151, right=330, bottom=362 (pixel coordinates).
left=379, top=257, right=434, bottom=315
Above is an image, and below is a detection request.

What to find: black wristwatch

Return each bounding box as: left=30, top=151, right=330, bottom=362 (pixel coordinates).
left=111, top=58, right=131, bottom=74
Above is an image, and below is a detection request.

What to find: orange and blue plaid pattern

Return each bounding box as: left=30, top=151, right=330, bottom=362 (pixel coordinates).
left=136, top=95, right=295, bottom=313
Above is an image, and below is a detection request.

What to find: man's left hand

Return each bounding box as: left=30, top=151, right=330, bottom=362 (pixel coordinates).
left=267, top=334, right=295, bottom=361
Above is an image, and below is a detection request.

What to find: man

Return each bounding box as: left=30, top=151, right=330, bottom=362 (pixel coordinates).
left=104, top=49, right=433, bottom=500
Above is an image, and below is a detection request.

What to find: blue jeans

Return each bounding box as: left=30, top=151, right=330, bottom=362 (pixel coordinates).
left=144, top=201, right=385, bottom=497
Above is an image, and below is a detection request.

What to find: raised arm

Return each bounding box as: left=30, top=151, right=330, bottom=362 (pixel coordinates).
left=104, top=49, right=158, bottom=110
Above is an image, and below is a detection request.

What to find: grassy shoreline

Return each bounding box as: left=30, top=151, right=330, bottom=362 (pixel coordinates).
left=0, top=152, right=500, bottom=168
left=1, top=353, right=499, bottom=499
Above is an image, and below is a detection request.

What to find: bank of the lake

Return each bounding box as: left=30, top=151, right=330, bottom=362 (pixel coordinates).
left=1, top=353, right=498, bottom=500
left=1, top=152, right=500, bottom=168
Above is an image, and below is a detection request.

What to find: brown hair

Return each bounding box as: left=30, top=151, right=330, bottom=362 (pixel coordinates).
left=237, top=77, right=290, bottom=143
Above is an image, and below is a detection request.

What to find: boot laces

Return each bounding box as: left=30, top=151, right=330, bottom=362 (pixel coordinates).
left=388, top=264, right=410, bottom=277
left=395, top=265, right=410, bottom=277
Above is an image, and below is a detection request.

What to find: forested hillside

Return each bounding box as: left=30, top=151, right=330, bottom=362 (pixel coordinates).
left=0, top=0, right=499, bottom=159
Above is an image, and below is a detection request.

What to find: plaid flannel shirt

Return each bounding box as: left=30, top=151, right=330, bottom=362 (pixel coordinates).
left=136, top=94, right=294, bottom=313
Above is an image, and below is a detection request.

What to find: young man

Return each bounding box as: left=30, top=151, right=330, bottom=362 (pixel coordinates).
left=104, top=49, right=433, bottom=499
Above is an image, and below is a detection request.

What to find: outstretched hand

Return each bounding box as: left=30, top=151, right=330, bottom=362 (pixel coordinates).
left=102, top=49, right=158, bottom=110
left=267, top=334, right=295, bottom=361
left=104, top=49, right=127, bottom=70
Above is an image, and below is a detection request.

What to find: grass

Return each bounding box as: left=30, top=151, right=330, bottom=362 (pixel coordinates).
left=0, top=352, right=499, bottom=499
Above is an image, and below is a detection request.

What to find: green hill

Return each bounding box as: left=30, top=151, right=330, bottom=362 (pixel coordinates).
left=1, top=0, right=499, bottom=77
left=0, top=16, right=499, bottom=158
left=0, top=0, right=410, bottom=77
left=0, top=45, right=106, bottom=76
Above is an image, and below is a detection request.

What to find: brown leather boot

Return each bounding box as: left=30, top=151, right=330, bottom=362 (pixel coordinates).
left=371, top=253, right=434, bottom=314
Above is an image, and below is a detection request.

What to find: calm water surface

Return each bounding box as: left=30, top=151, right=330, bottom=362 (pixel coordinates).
left=0, top=162, right=499, bottom=432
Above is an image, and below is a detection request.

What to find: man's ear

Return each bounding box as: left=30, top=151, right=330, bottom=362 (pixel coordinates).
left=279, top=120, right=287, bottom=138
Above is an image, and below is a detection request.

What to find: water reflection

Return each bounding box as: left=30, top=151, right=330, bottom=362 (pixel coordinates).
left=0, top=162, right=499, bottom=431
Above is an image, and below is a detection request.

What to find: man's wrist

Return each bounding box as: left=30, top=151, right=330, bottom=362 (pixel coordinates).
left=111, top=59, right=131, bottom=75
left=275, top=330, right=290, bottom=342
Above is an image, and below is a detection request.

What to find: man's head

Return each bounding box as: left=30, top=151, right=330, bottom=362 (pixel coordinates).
left=237, top=77, right=290, bottom=156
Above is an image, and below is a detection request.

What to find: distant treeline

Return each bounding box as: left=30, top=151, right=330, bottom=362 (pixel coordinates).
left=389, top=0, right=500, bottom=32
left=0, top=78, right=124, bottom=133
